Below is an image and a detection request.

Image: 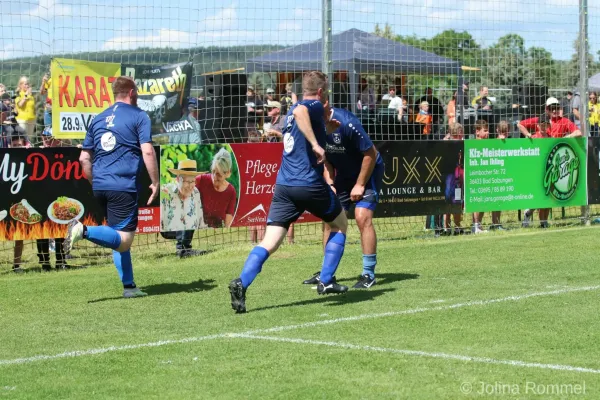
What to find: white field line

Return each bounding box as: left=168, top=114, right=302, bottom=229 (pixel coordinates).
left=243, top=285, right=600, bottom=334
left=232, top=334, right=600, bottom=375
left=1, top=285, right=599, bottom=367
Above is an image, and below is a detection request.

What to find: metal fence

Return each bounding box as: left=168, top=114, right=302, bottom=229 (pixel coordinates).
left=0, top=0, right=598, bottom=270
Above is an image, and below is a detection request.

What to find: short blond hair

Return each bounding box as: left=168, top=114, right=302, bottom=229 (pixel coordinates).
left=302, top=71, right=328, bottom=96
left=448, top=122, right=463, bottom=137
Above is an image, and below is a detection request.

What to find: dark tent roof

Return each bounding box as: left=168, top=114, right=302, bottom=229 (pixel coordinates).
left=246, top=28, right=461, bottom=75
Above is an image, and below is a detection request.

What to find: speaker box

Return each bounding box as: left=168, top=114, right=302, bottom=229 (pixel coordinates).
left=204, top=74, right=222, bottom=99
left=221, top=73, right=247, bottom=143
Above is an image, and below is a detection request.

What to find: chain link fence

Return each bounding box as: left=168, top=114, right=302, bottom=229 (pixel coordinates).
left=0, top=0, right=598, bottom=271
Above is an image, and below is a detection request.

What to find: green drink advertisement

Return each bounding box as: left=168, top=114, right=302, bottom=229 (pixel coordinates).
left=464, top=138, right=587, bottom=212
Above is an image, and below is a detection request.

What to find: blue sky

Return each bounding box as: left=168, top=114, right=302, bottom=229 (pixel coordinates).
left=0, top=0, right=594, bottom=62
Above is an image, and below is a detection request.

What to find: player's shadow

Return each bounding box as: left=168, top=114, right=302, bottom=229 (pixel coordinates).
left=87, top=279, right=217, bottom=303
left=337, top=273, right=420, bottom=286
left=250, top=288, right=396, bottom=313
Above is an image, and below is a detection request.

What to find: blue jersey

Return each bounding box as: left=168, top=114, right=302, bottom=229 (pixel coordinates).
left=276, top=99, right=327, bottom=187
left=82, top=102, right=151, bottom=192
left=325, top=108, right=383, bottom=187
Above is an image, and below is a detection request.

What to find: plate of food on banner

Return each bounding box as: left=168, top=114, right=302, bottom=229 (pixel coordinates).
left=47, top=197, right=84, bottom=224
left=10, top=200, right=43, bottom=224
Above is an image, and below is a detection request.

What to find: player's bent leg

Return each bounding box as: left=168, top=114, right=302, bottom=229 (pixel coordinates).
left=318, top=210, right=349, bottom=295
left=354, top=207, right=377, bottom=289
left=230, top=225, right=288, bottom=313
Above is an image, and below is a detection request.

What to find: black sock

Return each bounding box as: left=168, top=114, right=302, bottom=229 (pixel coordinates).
left=82, top=225, right=88, bottom=238
left=123, top=284, right=136, bottom=289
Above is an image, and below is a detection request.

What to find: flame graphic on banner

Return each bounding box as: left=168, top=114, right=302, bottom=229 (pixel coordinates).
left=0, top=214, right=105, bottom=241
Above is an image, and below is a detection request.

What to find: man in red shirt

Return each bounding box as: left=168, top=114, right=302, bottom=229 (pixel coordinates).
left=517, top=97, right=581, bottom=228
left=517, top=97, right=581, bottom=138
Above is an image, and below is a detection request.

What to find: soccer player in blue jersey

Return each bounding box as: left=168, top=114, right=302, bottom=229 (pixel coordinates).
left=63, top=76, right=159, bottom=298
left=229, top=71, right=349, bottom=313
left=303, top=107, right=384, bottom=288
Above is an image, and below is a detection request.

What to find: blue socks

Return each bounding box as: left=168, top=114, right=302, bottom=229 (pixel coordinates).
left=240, top=246, right=270, bottom=288
left=320, top=232, right=346, bottom=284
left=85, top=226, right=122, bottom=250
left=113, top=250, right=134, bottom=286
left=362, top=254, right=377, bottom=279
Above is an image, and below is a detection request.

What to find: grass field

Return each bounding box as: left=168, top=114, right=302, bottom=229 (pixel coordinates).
left=2, top=226, right=600, bottom=399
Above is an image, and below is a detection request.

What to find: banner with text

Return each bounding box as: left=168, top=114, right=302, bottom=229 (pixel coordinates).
left=51, top=58, right=121, bottom=140
left=464, top=138, right=587, bottom=212
left=0, top=148, right=159, bottom=241
left=374, top=141, right=464, bottom=217
left=122, top=62, right=192, bottom=137
left=159, top=143, right=319, bottom=232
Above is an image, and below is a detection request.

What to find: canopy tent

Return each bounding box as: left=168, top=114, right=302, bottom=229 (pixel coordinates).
left=246, top=28, right=462, bottom=112
left=589, top=72, right=600, bottom=91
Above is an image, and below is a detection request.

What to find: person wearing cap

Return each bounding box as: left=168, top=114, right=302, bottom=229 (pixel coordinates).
left=165, top=97, right=201, bottom=145
left=161, top=159, right=207, bottom=254
left=263, top=101, right=285, bottom=142
left=517, top=97, right=581, bottom=139
left=265, top=87, right=276, bottom=104
left=518, top=97, right=581, bottom=229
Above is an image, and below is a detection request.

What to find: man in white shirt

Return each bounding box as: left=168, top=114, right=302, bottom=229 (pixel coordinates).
left=383, top=87, right=403, bottom=110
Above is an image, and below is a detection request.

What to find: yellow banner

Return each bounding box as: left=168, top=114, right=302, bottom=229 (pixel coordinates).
left=51, top=58, right=121, bottom=139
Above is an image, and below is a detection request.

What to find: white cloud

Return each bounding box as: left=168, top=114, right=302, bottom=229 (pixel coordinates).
left=102, top=29, right=192, bottom=51
left=28, top=0, right=71, bottom=19
left=201, top=6, right=237, bottom=31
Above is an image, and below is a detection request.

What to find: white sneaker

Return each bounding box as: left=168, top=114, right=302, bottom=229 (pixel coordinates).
left=123, top=287, right=148, bottom=298
left=49, top=239, right=55, bottom=253
left=63, top=220, right=84, bottom=253
left=472, top=223, right=487, bottom=234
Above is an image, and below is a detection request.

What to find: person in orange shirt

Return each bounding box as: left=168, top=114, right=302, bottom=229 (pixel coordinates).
left=415, top=101, right=432, bottom=135
left=446, top=91, right=457, bottom=126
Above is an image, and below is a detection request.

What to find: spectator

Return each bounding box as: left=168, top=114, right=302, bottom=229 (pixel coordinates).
left=415, top=101, right=432, bottom=135
left=167, top=97, right=202, bottom=144
left=161, top=160, right=208, bottom=258
left=0, top=83, right=6, bottom=96
left=332, top=72, right=350, bottom=110
left=14, top=76, right=36, bottom=139
left=40, top=72, right=52, bottom=129
left=472, top=86, right=493, bottom=111
left=518, top=97, right=581, bottom=228
left=383, top=87, right=403, bottom=110
left=489, top=120, right=510, bottom=231
left=443, top=122, right=464, bottom=235
left=36, top=127, right=71, bottom=270
left=472, top=119, right=489, bottom=234
left=358, top=78, right=376, bottom=111
left=446, top=91, right=457, bottom=126
left=517, top=97, right=581, bottom=139
left=280, top=83, right=296, bottom=114
left=589, top=91, right=600, bottom=137
left=571, top=90, right=582, bottom=129
left=265, top=87, right=276, bottom=105
left=418, top=87, right=444, bottom=129
left=0, top=93, right=26, bottom=148
left=561, top=91, right=573, bottom=120
left=9, top=133, right=28, bottom=272
left=196, top=148, right=237, bottom=228
left=462, top=81, right=471, bottom=107
left=246, top=86, right=264, bottom=125
left=262, top=101, right=285, bottom=142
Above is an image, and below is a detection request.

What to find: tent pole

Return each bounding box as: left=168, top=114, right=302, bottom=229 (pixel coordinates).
left=322, top=0, right=333, bottom=104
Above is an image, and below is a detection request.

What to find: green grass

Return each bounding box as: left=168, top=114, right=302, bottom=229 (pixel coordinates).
left=1, top=226, right=600, bottom=399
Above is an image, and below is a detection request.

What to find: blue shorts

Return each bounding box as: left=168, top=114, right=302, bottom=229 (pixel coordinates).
left=267, top=183, right=343, bottom=229
left=336, top=166, right=383, bottom=211
left=94, top=190, right=139, bottom=232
